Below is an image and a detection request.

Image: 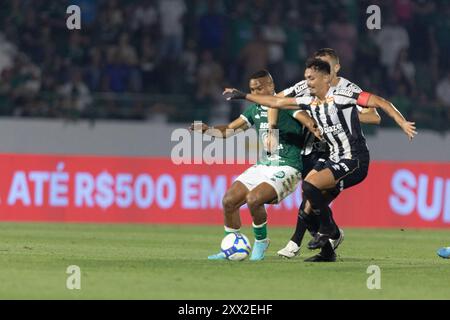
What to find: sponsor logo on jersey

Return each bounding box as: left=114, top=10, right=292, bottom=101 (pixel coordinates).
left=274, top=171, right=286, bottom=179
left=323, top=123, right=344, bottom=135
left=327, top=105, right=338, bottom=116
left=294, top=81, right=308, bottom=95
left=335, top=88, right=354, bottom=97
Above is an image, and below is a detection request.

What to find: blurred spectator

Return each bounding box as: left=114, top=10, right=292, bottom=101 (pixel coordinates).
left=66, top=31, right=86, bottom=65
left=195, top=50, right=225, bottom=121
left=72, top=0, right=99, bottom=27
left=326, top=10, right=357, bottom=77
left=228, top=3, right=253, bottom=61
left=58, top=69, right=92, bottom=117
left=140, top=35, right=159, bottom=92
left=158, top=0, right=186, bottom=61
left=394, top=0, right=414, bottom=25
left=0, top=33, right=17, bottom=73
left=284, top=11, right=307, bottom=86
left=198, top=0, right=227, bottom=55
left=196, top=50, right=224, bottom=102
left=85, top=48, right=103, bottom=92
left=373, top=13, right=409, bottom=74
left=180, top=39, right=198, bottom=88
left=239, top=27, right=268, bottom=88
left=410, top=0, right=436, bottom=62
left=262, top=11, right=287, bottom=86
left=394, top=49, right=416, bottom=90
left=0, top=0, right=447, bottom=131
left=103, top=49, right=131, bottom=93
left=131, top=0, right=158, bottom=33
left=432, top=3, right=450, bottom=70
left=436, top=71, right=450, bottom=108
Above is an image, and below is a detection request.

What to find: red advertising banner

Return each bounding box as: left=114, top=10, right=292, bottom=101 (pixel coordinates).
left=0, top=154, right=448, bottom=228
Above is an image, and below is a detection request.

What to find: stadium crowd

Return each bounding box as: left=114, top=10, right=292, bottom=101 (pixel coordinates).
left=0, top=0, right=448, bottom=131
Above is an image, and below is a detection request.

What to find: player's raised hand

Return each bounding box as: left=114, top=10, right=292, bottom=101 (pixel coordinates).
left=401, top=121, right=418, bottom=141
left=223, top=88, right=247, bottom=100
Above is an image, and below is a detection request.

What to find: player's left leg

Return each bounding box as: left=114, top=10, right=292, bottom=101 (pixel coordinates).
left=245, top=182, right=278, bottom=261
left=302, top=168, right=341, bottom=249
left=305, top=156, right=369, bottom=250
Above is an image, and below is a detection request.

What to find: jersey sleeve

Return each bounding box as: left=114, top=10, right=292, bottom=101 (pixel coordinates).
left=334, top=88, right=372, bottom=107
left=282, top=80, right=308, bottom=97
left=239, top=104, right=255, bottom=127
left=294, top=96, right=312, bottom=110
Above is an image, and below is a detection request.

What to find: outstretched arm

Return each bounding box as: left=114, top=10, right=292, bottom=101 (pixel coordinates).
left=189, top=117, right=248, bottom=138
left=223, top=88, right=300, bottom=109
left=293, top=111, right=323, bottom=141
left=363, top=93, right=417, bottom=140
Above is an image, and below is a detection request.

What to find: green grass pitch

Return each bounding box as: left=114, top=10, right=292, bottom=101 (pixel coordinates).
left=0, top=222, right=449, bottom=299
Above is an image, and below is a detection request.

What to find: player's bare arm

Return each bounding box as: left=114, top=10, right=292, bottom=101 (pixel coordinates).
left=189, top=117, right=248, bottom=138
left=223, top=88, right=299, bottom=109
left=293, top=111, right=323, bottom=141
left=363, top=93, right=417, bottom=140
left=358, top=107, right=381, bottom=125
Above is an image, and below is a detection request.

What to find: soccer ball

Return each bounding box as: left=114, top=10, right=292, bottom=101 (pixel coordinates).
left=221, top=233, right=252, bottom=261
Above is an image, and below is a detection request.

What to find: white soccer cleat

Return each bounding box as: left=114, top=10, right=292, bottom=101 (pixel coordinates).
left=329, top=228, right=344, bottom=250
left=277, top=240, right=300, bottom=259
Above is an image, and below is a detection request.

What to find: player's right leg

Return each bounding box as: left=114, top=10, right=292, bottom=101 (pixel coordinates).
left=246, top=165, right=301, bottom=261
left=245, top=182, right=278, bottom=261
left=208, top=181, right=249, bottom=260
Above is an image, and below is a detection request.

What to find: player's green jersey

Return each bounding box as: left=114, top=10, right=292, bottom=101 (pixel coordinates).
left=240, top=103, right=303, bottom=171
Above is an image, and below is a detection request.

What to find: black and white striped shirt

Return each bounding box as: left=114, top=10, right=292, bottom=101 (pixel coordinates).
left=294, top=87, right=370, bottom=162
left=283, top=77, right=364, bottom=157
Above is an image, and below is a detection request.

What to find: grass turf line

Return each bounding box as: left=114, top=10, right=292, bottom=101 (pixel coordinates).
left=0, top=222, right=449, bottom=299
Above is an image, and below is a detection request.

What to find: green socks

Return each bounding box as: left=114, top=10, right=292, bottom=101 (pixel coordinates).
left=224, top=226, right=240, bottom=236
left=253, top=221, right=268, bottom=241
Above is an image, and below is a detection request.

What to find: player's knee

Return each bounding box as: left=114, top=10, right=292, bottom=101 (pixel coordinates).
left=222, top=194, right=239, bottom=212
left=302, top=181, right=322, bottom=204
left=245, top=193, right=262, bottom=210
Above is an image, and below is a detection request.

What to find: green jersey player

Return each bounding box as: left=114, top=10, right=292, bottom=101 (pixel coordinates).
left=190, top=70, right=320, bottom=261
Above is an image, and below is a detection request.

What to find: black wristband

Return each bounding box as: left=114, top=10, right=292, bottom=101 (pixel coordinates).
left=224, top=89, right=247, bottom=100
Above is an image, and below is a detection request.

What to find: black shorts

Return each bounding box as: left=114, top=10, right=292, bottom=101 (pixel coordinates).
left=301, top=150, right=330, bottom=178
left=313, top=153, right=370, bottom=191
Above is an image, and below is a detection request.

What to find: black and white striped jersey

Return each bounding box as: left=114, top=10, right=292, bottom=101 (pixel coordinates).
left=283, top=77, right=364, bottom=156
left=294, top=87, right=370, bottom=162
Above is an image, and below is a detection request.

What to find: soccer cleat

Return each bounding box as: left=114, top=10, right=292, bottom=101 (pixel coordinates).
left=437, top=247, right=450, bottom=259
left=304, top=251, right=336, bottom=262
left=308, top=232, right=332, bottom=250
left=277, top=240, right=300, bottom=259
left=329, top=228, right=344, bottom=250
left=207, top=252, right=227, bottom=260
left=250, top=239, right=270, bottom=261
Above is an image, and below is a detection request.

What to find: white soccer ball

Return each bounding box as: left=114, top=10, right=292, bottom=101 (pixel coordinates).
left=221, top=233, right=252, bottom=261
